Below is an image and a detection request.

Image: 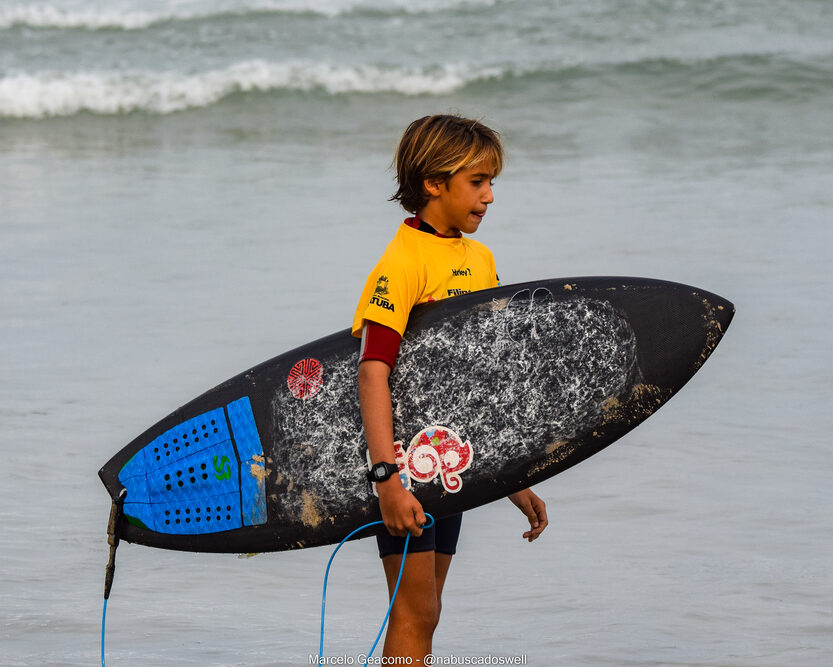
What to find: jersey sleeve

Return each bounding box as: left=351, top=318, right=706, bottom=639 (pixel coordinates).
left=352, top=251, right=422, bottom=337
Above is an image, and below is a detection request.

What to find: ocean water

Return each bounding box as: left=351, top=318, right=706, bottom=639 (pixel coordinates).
left=1, top=0, right=832, bottom=664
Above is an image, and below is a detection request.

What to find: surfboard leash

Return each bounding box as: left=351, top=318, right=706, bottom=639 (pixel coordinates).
left=100, top=496, right=431, bottom=667
left=101, top=488, right=126, bottom=667
left=318, top=513, right=435, bottom=666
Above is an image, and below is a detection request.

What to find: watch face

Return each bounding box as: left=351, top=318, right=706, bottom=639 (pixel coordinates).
left=373, top=464, right=385, bottom=477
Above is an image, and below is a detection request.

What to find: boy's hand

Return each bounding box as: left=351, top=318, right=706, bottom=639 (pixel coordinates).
left=507, top=488, right=548, bottom=542
left=377, top=478, right=426, bottom=537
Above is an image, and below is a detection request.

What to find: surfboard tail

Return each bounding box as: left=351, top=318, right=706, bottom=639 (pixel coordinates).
left=99, top=395, right=273, bottom=552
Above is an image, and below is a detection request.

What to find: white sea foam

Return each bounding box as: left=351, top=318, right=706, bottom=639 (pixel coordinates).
left=0, top=3, right=159, bottom=30
left=0, top=60, right=505, bottom=118
left=0, top=0, right=505, bottom=30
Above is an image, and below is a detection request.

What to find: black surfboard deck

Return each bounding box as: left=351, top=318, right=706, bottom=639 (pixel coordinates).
left=99, top=277, right=733, bottom=553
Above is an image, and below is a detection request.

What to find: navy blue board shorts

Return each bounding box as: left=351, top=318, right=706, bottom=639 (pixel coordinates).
left=376, top=512, right=463, bottom=558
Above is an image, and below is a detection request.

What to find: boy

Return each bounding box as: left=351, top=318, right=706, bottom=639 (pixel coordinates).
left=352, top=115, right=548, bottom=661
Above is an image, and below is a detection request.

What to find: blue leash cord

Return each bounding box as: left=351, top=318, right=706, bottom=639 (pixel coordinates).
left=319, top=513, right=435, bottom=665
left=102, top=511, right=435, bottom=667
left=101, top=599, right=108, bottom=666
left=101, top=489, right=126, bottom=667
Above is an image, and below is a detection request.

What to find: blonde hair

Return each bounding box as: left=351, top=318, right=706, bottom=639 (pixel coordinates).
left=390, top=114, right=504, bottom=214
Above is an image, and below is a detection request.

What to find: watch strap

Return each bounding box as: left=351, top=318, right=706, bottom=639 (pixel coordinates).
left=366, top=461, right=399, bottom=483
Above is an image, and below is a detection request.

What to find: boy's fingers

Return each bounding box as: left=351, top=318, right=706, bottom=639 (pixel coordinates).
left=406, top=522, right=423, bottom=537
left=408, top=509, right=424, bottom=537
left=385, top=522, right=406, bottom=537
left=411, top=506, right=426, bottom=537
left=523, top=505, right=548, bottom=541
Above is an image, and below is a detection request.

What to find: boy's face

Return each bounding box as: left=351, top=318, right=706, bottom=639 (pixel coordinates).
left=422, top=162, right=496, bottom=236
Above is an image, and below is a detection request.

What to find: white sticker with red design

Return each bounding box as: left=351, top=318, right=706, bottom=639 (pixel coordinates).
left=367, top=425, right=473, bottom=496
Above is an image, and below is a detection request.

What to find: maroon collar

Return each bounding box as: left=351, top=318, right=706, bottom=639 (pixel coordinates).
left=405, top=215, right=459, bottom=238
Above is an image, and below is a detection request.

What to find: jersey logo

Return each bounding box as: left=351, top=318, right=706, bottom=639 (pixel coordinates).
left=451, top=268, right=472, bottom=276
left=370, top=295, right=395, bottom=311
left=374, top=275, right=390, bottom=296
left=371, top=275, right=395, bottom=311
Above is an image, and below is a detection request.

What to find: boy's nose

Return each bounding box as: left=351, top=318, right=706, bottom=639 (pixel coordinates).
left=483, top=185, right=494, bottom=204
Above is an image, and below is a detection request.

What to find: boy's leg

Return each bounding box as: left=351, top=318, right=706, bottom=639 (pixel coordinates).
left=381, top=550, right=452, bottom=660
left=434, top=552, right=453, bottom=601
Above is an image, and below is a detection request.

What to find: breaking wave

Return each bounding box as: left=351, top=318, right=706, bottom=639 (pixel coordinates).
left=0, top=61, right=505, bottom=118
left=0, top=0, right=506, bottom=30
left=3, top=52, right=831, bottom=119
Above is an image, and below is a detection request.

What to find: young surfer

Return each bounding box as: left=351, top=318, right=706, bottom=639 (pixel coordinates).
left=352, top=114, right=548, bottom=660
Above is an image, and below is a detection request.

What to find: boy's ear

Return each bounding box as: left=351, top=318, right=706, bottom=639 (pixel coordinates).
left=423, top=177, right=443, bottom=198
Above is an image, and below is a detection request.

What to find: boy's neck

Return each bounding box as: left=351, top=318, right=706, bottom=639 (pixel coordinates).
left=406, top=214, right=460, bottom=239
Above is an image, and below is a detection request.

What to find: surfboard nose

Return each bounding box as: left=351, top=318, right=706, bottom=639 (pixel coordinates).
left=698, top=289, right=734, bottom=361
left=612, top=281, right=734, bottom=392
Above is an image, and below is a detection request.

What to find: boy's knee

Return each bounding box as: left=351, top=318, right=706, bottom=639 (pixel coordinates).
left=393, top=593, right=441, bottom=635
left=421, top=596, right=441, bottom=633
left=414, top=594, right=441, bottom=631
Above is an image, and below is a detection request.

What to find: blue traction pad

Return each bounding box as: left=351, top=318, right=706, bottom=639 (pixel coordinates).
left=119, top=397, right=267, bottom=535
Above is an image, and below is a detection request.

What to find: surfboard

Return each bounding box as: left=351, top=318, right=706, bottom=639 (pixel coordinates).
left=98, top=277, right=733, bottom=553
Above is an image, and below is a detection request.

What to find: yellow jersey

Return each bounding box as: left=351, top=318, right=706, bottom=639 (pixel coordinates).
left=352, top=220, right=499, bottom=337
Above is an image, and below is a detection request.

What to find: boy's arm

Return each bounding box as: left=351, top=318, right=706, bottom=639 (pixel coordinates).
left=507, top=488, right=548, bottom=542
left=358, top=359, right=426, bottom=537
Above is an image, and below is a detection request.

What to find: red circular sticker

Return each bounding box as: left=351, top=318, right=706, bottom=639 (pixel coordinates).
left=287, top=358, right=324, bottom=399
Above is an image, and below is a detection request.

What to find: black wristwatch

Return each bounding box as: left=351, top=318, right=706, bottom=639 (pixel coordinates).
left=367, top=461, right=400, bottom=483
